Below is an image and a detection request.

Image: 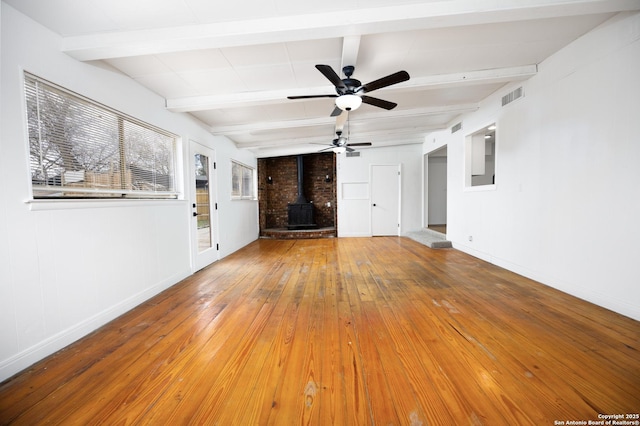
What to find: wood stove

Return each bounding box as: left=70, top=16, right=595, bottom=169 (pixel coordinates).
left=287, top=155, right=317, bottom=230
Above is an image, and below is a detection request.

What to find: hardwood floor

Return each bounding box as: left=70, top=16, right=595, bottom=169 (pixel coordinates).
left=1, top=237, right=638, bottom=425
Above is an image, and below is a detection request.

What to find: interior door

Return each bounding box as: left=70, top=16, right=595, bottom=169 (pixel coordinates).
left=371, top=164, right=400, bottom=236
left=191, top=141, right=218, bottom=271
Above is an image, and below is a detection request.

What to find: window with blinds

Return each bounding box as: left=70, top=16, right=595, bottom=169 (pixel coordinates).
left=231, top=161, right=255, bottom=200
left=24, top=73, right=179, bottom=199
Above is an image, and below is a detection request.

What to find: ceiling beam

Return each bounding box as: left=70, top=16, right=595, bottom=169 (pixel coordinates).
left=333, top=35, right=362, bottom=132
left=167, top=65, right=534, bottom=112
left=211, top=104, right=478, bottom=136
left=340, top=35, right=361, bottom=74
left=394, top=65, right=537, bottom=91
left=251, top=137, right=428, bottom=158
left=238, top=130, right=434, bottom=150
left=61, top=1, right=640, bottom=61
left=212, top=116, right=338, bottom=136
left=166, top=86, right=333, bottom=112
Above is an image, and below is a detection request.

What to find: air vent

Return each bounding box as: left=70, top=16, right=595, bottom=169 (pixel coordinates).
left=451, top=122, right=462, bottom=133
left=502, top=87, right=524, bottom=106
left=346, top=151, right=361, bottom=158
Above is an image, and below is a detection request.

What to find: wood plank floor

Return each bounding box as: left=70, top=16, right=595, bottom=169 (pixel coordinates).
left=1, top=237, right=639, bottom=425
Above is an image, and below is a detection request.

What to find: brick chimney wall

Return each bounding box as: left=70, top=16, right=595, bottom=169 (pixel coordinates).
left=258, top=153, right=336, bottom=232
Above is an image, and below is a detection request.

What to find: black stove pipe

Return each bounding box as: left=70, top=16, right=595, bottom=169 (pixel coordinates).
left=294, top=155, right=307, bottom=204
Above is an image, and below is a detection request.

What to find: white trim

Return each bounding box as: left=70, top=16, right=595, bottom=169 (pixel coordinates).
left=25, top=198, right=187, bottom=211
left=190, top=140, right=220, bottom=272
left=463, top=184, right=497, bottom=192
left=464, top=121, right=498, bottom=190
left=452, top=242, right=640, bottom=321
left=0, top=268, right=191, bottom=381
left=230, top=159, right=257, bottom=200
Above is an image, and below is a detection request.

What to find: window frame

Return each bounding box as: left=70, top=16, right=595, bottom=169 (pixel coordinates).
left=23, top=72, right=180, bottom=201
left=231, top=160, right=256, bottom=200
left=464, top=122, right=497, bottom=191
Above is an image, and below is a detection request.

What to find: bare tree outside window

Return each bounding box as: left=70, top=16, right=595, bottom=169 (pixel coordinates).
left=25, top=73, right=178, bottom=199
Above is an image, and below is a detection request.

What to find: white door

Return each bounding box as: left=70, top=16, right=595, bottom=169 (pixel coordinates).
left=371, top=164, right=400, bottom=236
left=191, top=141, right=218, bottom=271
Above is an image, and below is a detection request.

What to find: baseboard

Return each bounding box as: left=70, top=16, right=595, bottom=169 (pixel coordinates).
left=452, top=243, right=640, bottom=322
left=337, top=232, right=372, bottom=238
left=0, top=268, right=191, bottom=382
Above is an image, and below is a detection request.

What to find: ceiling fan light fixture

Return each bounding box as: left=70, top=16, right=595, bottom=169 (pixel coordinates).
left=335, top=94, right=362, bottom=111
left=333, top=146, right=347, bottom=154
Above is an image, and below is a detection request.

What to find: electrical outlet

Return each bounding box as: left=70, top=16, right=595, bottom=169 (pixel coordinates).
left=468, top=235, right=473, bottom=242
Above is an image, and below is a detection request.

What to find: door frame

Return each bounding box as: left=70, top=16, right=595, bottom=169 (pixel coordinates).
left=425, top=145, right=448, bottom=232
left=189, top=140, right=219, bottom=272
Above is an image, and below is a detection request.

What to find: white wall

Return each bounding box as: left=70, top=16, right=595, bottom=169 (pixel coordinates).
left=424, top=12, right=640, bottom=321
left=205, top=136, right=260, bottom=258
left=0, top=4, right=258, bottom=381
left=337, top=145, right=422, bottom=237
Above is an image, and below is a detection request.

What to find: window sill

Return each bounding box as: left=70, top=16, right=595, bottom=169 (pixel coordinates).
left=464, top=184, right=497, bottom=192
left=25, top=198, right=187, bottom=211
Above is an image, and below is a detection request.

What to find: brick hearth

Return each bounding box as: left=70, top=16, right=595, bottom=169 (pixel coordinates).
left=261, top=227, right=336, bottom=239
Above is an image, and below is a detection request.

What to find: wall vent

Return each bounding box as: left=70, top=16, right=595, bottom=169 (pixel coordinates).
left=502, top=87, right=524, bottom=106
left=451, top=122, right=463, bottom=133
left=346, top=151, right=361, bottom=158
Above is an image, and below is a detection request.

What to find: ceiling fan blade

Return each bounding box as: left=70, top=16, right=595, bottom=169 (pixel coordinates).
left=287, top=94, right=337, bottom=100
left=330, top=105, right=343, bottom=117
left=361, top=95, right=397, bottom=110
left=316, top=64, right=346, bottom=90
left=347, top=142, right=372, bottom=147
left=346, top=147, right=355, bottom=152
left=360, top=70, right=409, bottom=93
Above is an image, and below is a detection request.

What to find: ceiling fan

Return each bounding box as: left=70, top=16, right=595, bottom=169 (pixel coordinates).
left=288, top=64, right=410, bottom=117
left=318, top=130, right=372, bottom=153
left=318, top=110, right=371, bottom=153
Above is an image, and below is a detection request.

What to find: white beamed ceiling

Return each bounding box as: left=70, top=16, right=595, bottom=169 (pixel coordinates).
left=6, top=0, right=640, bottom=157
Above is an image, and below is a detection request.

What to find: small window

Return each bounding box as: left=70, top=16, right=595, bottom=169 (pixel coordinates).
left=465, top=124, right=496, bottom=188
left=24, top=73, right=178, bottom=199
left=231, top=161, right=255, bottom=200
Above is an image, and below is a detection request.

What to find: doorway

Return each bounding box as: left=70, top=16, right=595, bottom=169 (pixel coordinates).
left=371, top=164, right=401, bottom=236
left=425, top=146, right=447, bottom=235
left=190, top=141, right=218, bottom=271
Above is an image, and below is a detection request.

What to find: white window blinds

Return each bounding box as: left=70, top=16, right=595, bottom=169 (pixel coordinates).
left=24, top=73, right=178, bottom=199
